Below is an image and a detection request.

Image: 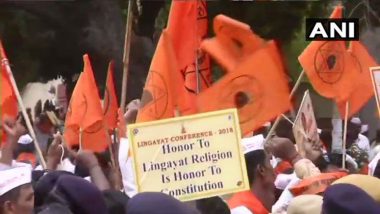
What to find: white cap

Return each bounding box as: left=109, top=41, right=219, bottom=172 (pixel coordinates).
left=350, top=117, right=361, bottom=125
left=241, top=134, right=264, bottom=154
left=0, top=166, right=32, bottom=196
left=17, top=134, right=33, bottom=145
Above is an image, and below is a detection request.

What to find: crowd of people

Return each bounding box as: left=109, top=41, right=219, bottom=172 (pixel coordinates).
left=1, top=98, right=380, bottom=214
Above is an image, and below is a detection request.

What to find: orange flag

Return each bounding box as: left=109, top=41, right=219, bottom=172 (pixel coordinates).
left=298, top=6, right=357, bottom=101
left=267, top=40, right=287, bottom=76
left=197, top=48, right=291, bottom=135
left=64, top=55, right=109, bottom=152
left=336, top=41, right=377, bottom=118
left=201, top=15, right=264, bottom=73
left=0, top=41, right=18, bottom=144
left=136, top=30, right=181, bottom=123
left=167, top=0, right=211, bottom=114
left=0, top=41, right=17, bottom=120
left=103, top=61, right=118, bottom=130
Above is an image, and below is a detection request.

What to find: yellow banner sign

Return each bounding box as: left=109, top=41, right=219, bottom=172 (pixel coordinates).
left=128, top=109, right=249, bottom=201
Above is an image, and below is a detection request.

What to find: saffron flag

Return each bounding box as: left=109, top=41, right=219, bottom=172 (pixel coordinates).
left=197, top=48, right=291, bottom=135
left=336, top=41, right=377, bottom=118
left=298, top=6, right=357, bottom=101
left=167, top=0, right=211, bottom=114
left=201, top=15, right=264, bottom=73
left=267, top=40, right=287, bottom=76
left=0, top=41, right=18, bottom=144
left=0, top=41, right=17, bottom=120
left=64, top=55, right=109, bottom=152
left=103, top=61, right=118, bottom=130
left=136, top=30, right=181, bottom=123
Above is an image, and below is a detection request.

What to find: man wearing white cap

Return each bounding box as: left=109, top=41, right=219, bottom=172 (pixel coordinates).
left=228, top=135, right=276, bottom=214
left=1, top=117, right=34, bottom=214
left=0, top=167, right=34, bottom=214
left=348, top=117, right=370, bottom=155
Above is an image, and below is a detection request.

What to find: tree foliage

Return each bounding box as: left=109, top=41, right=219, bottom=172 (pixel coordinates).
left=0, top=0, right=375, bottom=102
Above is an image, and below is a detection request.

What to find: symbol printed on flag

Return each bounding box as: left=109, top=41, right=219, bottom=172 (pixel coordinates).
left=140, top=70, right=169, bottom=120
left=219, top=75, right=263, bottom=125
left=314, top=41, right=345, bottom=84
left=197, top=0, right=207, bottom=20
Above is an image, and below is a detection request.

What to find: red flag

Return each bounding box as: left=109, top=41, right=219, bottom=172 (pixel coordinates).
left=103, top=61, right=118, bottom=130
left=336, top=41, right=377, bottom=118
left=136, top=30, right=181, bottom=122
left=167, top=0, right=211, bottom=114
left=0, top=41, right=18, bottom=144
left=64, top=55, right=109, bottom=152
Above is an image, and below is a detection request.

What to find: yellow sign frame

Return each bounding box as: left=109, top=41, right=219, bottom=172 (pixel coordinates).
left=127, top=108, right=249, bottom=201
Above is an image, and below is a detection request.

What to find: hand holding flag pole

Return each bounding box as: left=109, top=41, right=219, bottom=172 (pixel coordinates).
left=1, top=47, right=47, bottom=169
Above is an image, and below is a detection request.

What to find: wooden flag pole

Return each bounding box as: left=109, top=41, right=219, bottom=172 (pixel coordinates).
left=79, top=127, right=83, bottom=151
left=342, top=101, right=350, bottom=169
left=281, top=114, right=294, bottom=126
left=120, top=0, right=135, bottom=112
left=106, top=131, right=116, bottom=168
left=264, top=70, right=305, bottom=144
left=112, top=129, right=120, bottom=165
left=2, top=57, right=47, bottom=169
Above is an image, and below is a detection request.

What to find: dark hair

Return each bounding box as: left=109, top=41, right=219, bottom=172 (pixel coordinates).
left=320, top=130, right=332, bottom=152
left=245, top=150, right=266, bottom=185
left=253, top=126, right=268, bottom=138
left=376, top=130, right=380, bottom=142
left=0, top=184, right=31, bottom=213
left=196, top=197, right=230, bottom=214
left=314, top=154, right=329, bottom=171
left=373, top=160, right=380, bottom=179
left=38, top=113, right=51, bottom=125
left=102, top=190, right=129, bottom=214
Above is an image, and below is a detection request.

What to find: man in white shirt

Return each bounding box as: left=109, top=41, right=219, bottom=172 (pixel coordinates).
left=347, top=118, right=370, bottom=155
left=118, top=99, right=140, bottom=198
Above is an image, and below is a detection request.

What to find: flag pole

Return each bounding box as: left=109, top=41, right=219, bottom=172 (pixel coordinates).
left=342, top=101, right=350, bottom=169
left=106, top=132, right=116, bottom=168
left=79, top=127, right=83, bottom=151
left=120, top=0, right=135, bottom=112
left=1, top=55, right=47, bottom=169
left=264, top=70, right=305, bottom=144
left=281, top=114, right=294, bottom=126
